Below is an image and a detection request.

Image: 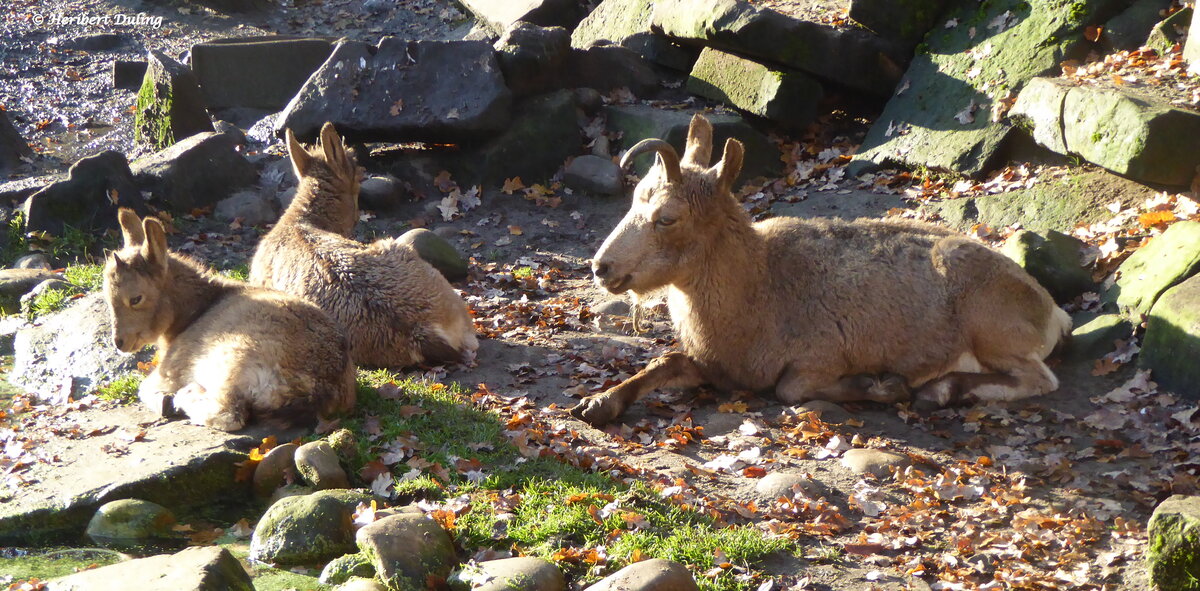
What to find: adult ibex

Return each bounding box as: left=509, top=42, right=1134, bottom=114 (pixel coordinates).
left=571, top=115, right=1070, bottom=426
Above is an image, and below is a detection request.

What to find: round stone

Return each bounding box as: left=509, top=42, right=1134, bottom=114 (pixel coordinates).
left=253, top=442, right=298, bottom=499
left=840, top=448, right=911, bottom=477
left=86, top=499, right=180, bottom=551
left=294, top=440, right=350, bottom=490
left=583, top=559, right=698, bottom=591
left=449, top=556, right=565, bottom=591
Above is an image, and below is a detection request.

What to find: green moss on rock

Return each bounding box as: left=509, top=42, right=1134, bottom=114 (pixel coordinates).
left=1140, top=275, right=1200, bottom=400
left=1148, top=495, right=1200, bottom=590
left=249, top=489, right=375, bottom=566
left=1104, top=221, right=1200, bottom=316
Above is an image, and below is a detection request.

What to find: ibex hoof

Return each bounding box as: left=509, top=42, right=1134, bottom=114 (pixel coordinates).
left=161, top=393, right=176, bottom=417
left=569, top=394, right=623, bottom=426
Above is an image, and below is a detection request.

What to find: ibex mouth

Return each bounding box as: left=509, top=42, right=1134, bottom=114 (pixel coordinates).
left=599, top=274, right=632, bottom=294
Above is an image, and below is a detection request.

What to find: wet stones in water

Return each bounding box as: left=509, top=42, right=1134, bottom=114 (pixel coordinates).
left=398, top=229, right=469, bottom=283
left=583, top=559, right=699, bottom=591
left=355, top=513, right=457, bottom=591
left=50, top=546, right=253, bottom=591
left=840, top=448, right=912, bottom=478
left=564, top=155, right=623, bottom=196
left=250, top=489, right=375, bottom=566
left=0, top=108, right=33, bottom=173
left=22, top=151, right=146, bottom=236
left=449, top=556, right=566, bottom=591
left=295, top=440, right=350, bottom=490
left=252, top=442, right=298, bottom=499
left=319, top=552, right=376, bottom=586
left=85, top=499, right=183, bottom=552
left=131, top=130, right=258, bottom=212
left=494, top=22, right=571, bottom=97
left=136, top=50, right=214, bottom=150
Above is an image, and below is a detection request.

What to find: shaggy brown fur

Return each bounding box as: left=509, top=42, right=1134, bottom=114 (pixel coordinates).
left=249, top=123, right=477, bottom=368
left=572, top=115, right=1071, bottom=426
left=104, top=209, right=355, bottom=432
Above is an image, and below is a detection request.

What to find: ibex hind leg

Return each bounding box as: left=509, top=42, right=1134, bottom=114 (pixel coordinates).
left=777, top=368, right=910, bottom=404
left=916, top=356, right=1057, bottom=407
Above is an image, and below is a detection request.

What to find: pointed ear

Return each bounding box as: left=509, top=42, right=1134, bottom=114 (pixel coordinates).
left=713, top=138, right=744, bottom=192
left=287, top=128, right=311, bottom=180
left=109, top=251, right=127, bottom=271
left=682, top=114, right=714, bottom=167
left=117, top=208, right=145, bottom=247
left=320, top=122, right=344, bottom=165
left=140, top=216, right=169, bottom=275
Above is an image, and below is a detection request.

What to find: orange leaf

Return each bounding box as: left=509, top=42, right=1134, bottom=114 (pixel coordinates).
left=1084, top=25, right=1103, bottom=42
left=742, top=466, right=768, bottom=478
left=1138, top=210, right=1176, bottom=228
left=501, top=176, right=525, bottom=194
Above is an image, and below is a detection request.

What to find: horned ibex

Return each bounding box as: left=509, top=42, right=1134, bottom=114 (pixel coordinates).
left=571, top=115, right=1070, bottom=426
left=250, top=123, right=478, bottom=368
left=104, top=209, right=356, bottom=431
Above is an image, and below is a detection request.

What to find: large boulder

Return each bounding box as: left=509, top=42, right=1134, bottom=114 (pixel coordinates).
left=463, top=89, right=579, bottom=186
left=1103, top=0, right=1173, bottom=51
left=50, top=546, right=253, bottom=591
left=1068, top=313, right=1133, bottom=361
left=0, top=108, right=33, bottom=173
left=130, top=130, right=257, bottom=212
left=459, top=0, right=583, bottom=36
left=1103, top=221, right=1200, bottom=317
left=355, top=513, right=457, bottom=591
left=1147, top=495, right=1200, bottom=589
left=652, top=0, right=907, bottom=96
left=21, top=151, right=147, bottom=236
left=687, top=47, right=823, bottom=130
left=605, top=104, right=778, bottom=184
left=278, top=38, right=512, bottom=144
left=562, top=45, right=659, bottom=96
left=848, top=0, right=950, bottom=47
left=494, top=23, right=572, bottom=97
left=1140, top=275, right=1200, bottom=400
left=571, top=0, right=696, bottom=71
left=583, top=559, right=698, bottom=591
left=191, top=37, right=334, bottom=110
left=850, top=0, right=1127, bottom=178
left=250, top=489, right=375, bottom=566
left=135, top=50, right=213, bottom=149
left=10, top=292, right=154, bottom=402
left=1146, top=7, right=1191, bottom=55
left=999, top=229, right=1093, bottom=303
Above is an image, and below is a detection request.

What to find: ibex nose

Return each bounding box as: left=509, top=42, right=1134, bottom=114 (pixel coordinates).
left=114, top=336, right=125, bottom=350
left=593, top=261, right=610, bottom=279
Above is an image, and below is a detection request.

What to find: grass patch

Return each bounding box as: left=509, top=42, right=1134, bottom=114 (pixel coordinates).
left=24, top=287, right=72, bottom=320
left=97, top=373, right=142, bottom=403
left=218, top=263, right=250, bottom=282
left=0, top=548, right=123, bottom=582
left=341, top=373, right=788, bottom=591
left=222, top=542, right=328, bottom=591
left=64, top=264, right=104, bottom=291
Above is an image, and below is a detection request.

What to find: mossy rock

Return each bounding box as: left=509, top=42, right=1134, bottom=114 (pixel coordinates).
left=397, top=229, right=469, bottom=283
left=1140, top=275, right=1200, bottom=400
left=449, top=557, right=565, bottom=591
left=462, top=89, right=579, bottom=187
left=320, top=552, right=376, bottom=586
left=999, top=229, right=1093, bottom=303
left=1103, top=221, right=1200, bottom=317
left=134, top=50, right=213, bottom=150
left=1068, top=313, right=1133, bottom=361
left=1148, top=495, right=1200, bottom=589
left=85, top=499, right=182, bottom=552
left=355, top=514, right=455, bottom=591
left=249, top=489, right=375, bottom=566
left=848, top=0, right=950, bottom=46
left=687, top=47, right=823, bottom=130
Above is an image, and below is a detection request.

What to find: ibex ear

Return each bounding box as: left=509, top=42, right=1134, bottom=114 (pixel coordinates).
left=140, top=216, right=169, bottom=275
left=713, top=138, right=744, bottom=193
left=117, top=207, right=145, bottom=247
left=286, top=128, right=311, bottom=180
left=319, top=122, right=343, bottom=165
left=682, top=114, right=714, bottom=167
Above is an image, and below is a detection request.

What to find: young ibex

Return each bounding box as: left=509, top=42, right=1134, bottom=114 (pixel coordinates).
left=104, top=209, right=356, bottom=431
left=249, top=123, right=478, bottom=368
left=571, top=115, right=1071, bottom=426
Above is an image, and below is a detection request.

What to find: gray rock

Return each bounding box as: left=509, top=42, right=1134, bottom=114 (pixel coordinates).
left=999, top=230, right=1093, bottom=304
left=11, top=292, right=153, bottom=402
left=571, top=0, right=697, bottom=71
left=50, top=546, right=252, bottom=591
left=1103, top=0, right=1173, bottom=51
left=85, top=499, right=180, bottom=551
left=131, top=130, right=257, bottom=212
left=797, top=400, right=851, bottom=423
left=687, top=47, right=823, bottom=130
left=355, top=513, right=457, bottom=590
left=58, top=33, right=127, bottom=51
left=1147, top=7, right=1191, bottom=55
left=840, top=448, right=911, bottom=477
left=754, top=471, right=827, bottom=501
left=653, top=0, right=907, bottom=96
left=22, top=151, right=147, bottom=236
left=1186, top=7, right=1200, bottom=68
left=594, top=299, right=631, bottom=316
left=398, top=228, right=469, bottom=282
left=1147, top=495, right=1200, bottom=589
left=1068, top=313, right=1133, bottom=361
left=112, top=60, right=148, bottom=91
left=564, top=155, right=623, bottom=196
left=0, top=108, right=33, bottom=173
left=295, top=440, right=350, bottom=490
left=20, top=278, right=81, bottom=316
left=268, top=483, right=315, bottom=506
left=1140, top=275, right=1200, bottom=400
left=250, top=489, right=375, bottom=566
left=563, top=45, right=659, bottom=96
left=460, top=0, right=583, bottom=35
left=278, top=38, right=512, bottom=144
left=848, top=0, right=949, bottom=46
left=465, top=89, right=579, bottom=187
left=494, top=22, right=572, bottom=98
left=1010, top=77, right=1072, bottom=155
left=573, top=87, right=603, bottom=114
left=319, top=552, right=376, bottom=586
left=0, top=175, right=55, bottom=206
left=0, top=269, right=61, bottom=301
left=14, top=253, right=54, bottom=270
left=253, top=442, right=299, bottom=499
left=850, top=0, right=1127, bottom=177
left=191, top=37, right=334, bottom=110
left=334, top=578, right=388, bottom=591
left=1104, top=221, right=1200, bottom=316
left=215, top=189, right=278, bottom=226
left=359, top=175, right=406, bottom=213
left=449, top=557, right=565, bottom=591
left=135, top=50, right=214, bottom=149
left=583, top=559, right=698, bottom=591
left=605, top=104, right=778, bottom=184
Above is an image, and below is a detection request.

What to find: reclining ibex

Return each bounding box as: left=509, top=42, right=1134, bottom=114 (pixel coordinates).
left=104, top=209, right=356, bottom=431
left=250, top=123, right=478, bottom=368
left=571, top=115, right=1070, bottom=426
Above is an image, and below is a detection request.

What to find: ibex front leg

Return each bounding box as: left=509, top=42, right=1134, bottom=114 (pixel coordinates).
left=570, top=352, right=704, bottom=426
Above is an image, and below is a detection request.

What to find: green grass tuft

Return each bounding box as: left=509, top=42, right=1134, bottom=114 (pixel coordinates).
left=97, top=373, right=142, bottom=403
left=64, top=264, right=104, bottom=291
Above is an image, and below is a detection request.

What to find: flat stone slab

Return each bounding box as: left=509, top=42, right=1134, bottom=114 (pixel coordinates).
left=687, top=47, right=823, bottom=129
left=0, top=401, right=253, bottom=544
left=49, top=546, right=253, bottom=590
left=191, top=37, right=334, bottom=110
left=1140, top=274, right=1200, bottom=400
left=1104, top=220, right=1200, bottom=316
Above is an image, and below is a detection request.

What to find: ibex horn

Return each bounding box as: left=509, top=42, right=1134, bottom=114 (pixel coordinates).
left=620, top=139, right=682, bottom=184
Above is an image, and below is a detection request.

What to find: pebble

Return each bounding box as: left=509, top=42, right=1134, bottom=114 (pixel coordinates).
left=754, top=471, right=826, bottom=501
left=294, top=440, right=350, bottom=490
left=252, top=442, right=298, bottom=498
left=840, top=448, right=911, bottom=477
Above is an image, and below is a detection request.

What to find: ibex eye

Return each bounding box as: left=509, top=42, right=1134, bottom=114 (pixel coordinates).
left=656, top=217, right=677, bottom=227
left=129, top=295, right=143, bottom=306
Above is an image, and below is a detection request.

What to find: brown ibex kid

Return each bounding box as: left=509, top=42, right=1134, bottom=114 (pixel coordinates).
left=572, top=115, right=1070, bottom=426
left=104, top=209, right=356, bottom=431
left=249, top=123, right=478, bottom=368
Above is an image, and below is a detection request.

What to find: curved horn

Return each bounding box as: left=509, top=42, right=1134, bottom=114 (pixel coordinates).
left=619, top=139, right=682, bottom=184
